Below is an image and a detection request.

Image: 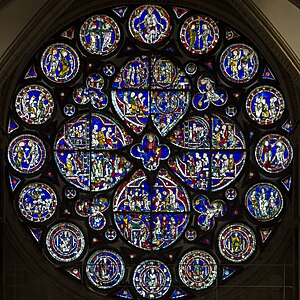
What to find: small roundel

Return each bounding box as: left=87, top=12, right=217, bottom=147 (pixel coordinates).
left=8, top=134, right=46, bottom=174
left=18, top=182, right=57, bottom=222
left=246, top=85, right=285, bottom=125
left=41, top=43, right=80, bottom=83
left=180, top=15, right=219, bottom=55
left=15, top=85, right=54, bottom=125
left=79, top=15, right=121, bottom=56
left=255, top=134, right=293, bottom=173
left=220, top=44, right=259, bottom=83
left=86, top=250, right=125, bottom=289
left=179, top=250, right=217, bottom=290
left=46, top=222, right=85, bottom=262
left=133, top=260, right=172, bottom=299
left=218, top=223, right=256, bottom=262
left=245, top=183, right=283, bottom=222
left=129, top=5, right=171, bottom=44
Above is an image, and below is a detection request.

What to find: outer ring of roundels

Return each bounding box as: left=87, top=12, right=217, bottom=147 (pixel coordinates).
left=45, top=222, right=85, bottom=262
left=179, top=250, right=218, bottom=290
left=245, top=85, right=285, bottom=125
left=220, top=43, right=259, bottom=83
left=86, top=250, right=125, bottom=289
left=79, top=15, right=121, bottom=56
left=40, top=43, right=80, bottom=83
left=15, top=84, right=55, bottom=125
left=180, top=15, right=220, bottom=55
left=218, top=223, right=256, bottom=263
left=8, top=134, right=46, bottom=174
left=18, top=182, right=58, bottom=222
left=133, top=259, right=172, bottom=298
left=245, top=183, right=284, bottom=222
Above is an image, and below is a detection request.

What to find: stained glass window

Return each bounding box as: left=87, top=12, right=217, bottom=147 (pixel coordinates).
left=6, top=4, right=293, bottom=299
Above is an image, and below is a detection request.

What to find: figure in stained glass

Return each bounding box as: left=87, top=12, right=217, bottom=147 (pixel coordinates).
left=80, top=15, right=120, bottom=55
left=246, top=86, right=285, bottom=125
left=73, top=73, right=108, bottom=109
left=129, top=5, right=171, bottom=44
left=220, top=44, right=259, bottom=83
left=18, top=183, right=57, bottom=222
left=8, top=135, right=46, bottom=174
left=133, top=260, right=171, bottom=298
left=86, top=250, right=125, bottom=288
left=15, top=85, right=54, bottom=124
left=218, top=223, right=256, bottom=262
left=131, top=133, right=170, bottom=171
left=180, top=15, right=219, bottom=54
left=255, top=134, right=293, bottom=173
left=193, top=76, right=227, bottom=111
left=46, top=222, right=85, bottom=262
left=41, top=43, right=80, bottom=83
left=179, top=250, right=217, bottom=290
left=245, top=183, right=283, bottom=221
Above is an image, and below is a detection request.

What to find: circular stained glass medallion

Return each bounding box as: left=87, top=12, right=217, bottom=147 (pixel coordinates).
left=255, top=134, right=293, bottom=173
left=246, top=85, right=285, bottom=125
left=41, top=43, right=80, bottom=83
left=80, top=15, right=121, bottom=56
left=180, top=15, right=220, bottom=55
left=220, top=44, right=259, bottom=83
left=86, top=250, right=125, bottom=289
left=18, top=182, right=57, bottom=222
left=133, top=260, right=172, bottom=299
left=129, top=5, right=171, bottom=44
left=8, top=134, right=46, bottom=174
left=179, top=250, right=217, bottom=290
left=15, top=85, right=54, bottom=125
left=218, top=223, right=256, bottom=262
left=46, top=222, right=85, bottom=262
left=245, top=183, right=283, bottom=222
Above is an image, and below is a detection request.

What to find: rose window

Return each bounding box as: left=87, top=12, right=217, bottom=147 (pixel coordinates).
left=6, top=4, right=293, bottom=300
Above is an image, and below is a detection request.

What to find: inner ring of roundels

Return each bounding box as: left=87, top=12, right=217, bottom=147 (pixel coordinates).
left=54, top=54, right=247, bottom=251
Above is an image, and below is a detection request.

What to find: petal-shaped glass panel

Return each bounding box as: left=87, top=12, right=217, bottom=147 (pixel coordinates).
left=168, top=116, right=211, bottom=149
left=91, top=113, right=133, bottom=149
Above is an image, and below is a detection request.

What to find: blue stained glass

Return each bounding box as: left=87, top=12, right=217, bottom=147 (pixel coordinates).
left=6, top=3, right=294, bottom=298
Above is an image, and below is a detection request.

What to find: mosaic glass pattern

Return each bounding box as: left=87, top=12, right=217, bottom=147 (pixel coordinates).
left=129, top=5, right=171, bottom=44
left=245, top=183, right=283, bottom=221
left=179, top=250, right=217, bottom=289
left=15, top=85, right=54, bottom=124
left=133, top=260, right=171, bottom=298
left=41, top=43, right=80, bottom=83
left=246, top=86, right=285, bottom=125
left=79, top=15, right=121, bottom=55
left=220, top=44, right=259, bottom=83
left=218, top=223, right=256, bottom=262
left=46, top=222, right=85, bottom=262
left=6, top=4, right=293, bottom=299
left=86, top=250, right=125, bottom=288
left=18, top=182, right=57, bottom=222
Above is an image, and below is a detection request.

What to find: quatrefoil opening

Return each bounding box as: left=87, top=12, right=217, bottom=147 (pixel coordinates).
left=131, top=133, right=170, bottom=171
